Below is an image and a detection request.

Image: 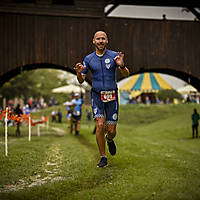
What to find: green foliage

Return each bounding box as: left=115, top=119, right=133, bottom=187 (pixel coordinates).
left=0, top=69, right=69, bottom=104
left=0, top=71, right=38, bottom=99
left=157, top=89, right=182, bottom=102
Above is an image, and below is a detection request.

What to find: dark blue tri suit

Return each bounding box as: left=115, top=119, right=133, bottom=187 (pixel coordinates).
left=82, top=49, right=120, bottom=124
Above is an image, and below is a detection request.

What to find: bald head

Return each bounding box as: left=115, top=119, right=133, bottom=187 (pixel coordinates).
left=93, top=31, right=108, bottom=53
left=93, top=31, right=108, bottom=40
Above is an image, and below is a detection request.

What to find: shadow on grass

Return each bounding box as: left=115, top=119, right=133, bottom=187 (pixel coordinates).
left=74, top=133, right=128, bottom=168
left=76, top=134, right=97, bottom=157
left=180, top=136, right=200, bottom=140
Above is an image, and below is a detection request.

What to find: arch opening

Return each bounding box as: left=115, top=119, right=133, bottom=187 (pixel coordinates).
left=0, top=63, right=92, bottom=87
left=0, top=63, right=91, bottom=107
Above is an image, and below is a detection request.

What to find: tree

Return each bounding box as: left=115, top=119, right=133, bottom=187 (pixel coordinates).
left=157, top=89, right=182, bottom=103
left=0, top=69, right=67, bottom=104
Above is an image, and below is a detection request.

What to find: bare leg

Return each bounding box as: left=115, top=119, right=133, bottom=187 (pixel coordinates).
left=75, top=120, right=80, bottom=135
left=70, top=120, right=73, bottom=134
left=106, top=124, right=117, bottom=140
left=95, top=118, right=106, bottom=156
left=106, top=123, right=117, bottom=156
left=76, top=120, right=80, bottom=132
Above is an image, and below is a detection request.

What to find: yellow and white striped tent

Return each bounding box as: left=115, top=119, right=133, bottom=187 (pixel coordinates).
left=120, top=72, right=174, bottom=98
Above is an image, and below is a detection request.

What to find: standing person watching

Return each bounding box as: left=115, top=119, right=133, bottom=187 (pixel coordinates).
left=192, top=108, right=199, bottom=138
left=74, top=31, right=129, bottom=167
left=14, top=104, right=23, bottom=137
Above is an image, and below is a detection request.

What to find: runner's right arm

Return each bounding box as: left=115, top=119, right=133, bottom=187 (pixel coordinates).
left=74, top=63, right=86, bottom=84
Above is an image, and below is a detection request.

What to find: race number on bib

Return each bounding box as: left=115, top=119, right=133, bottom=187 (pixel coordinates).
left=73, top=110, right=80, bottom=116
left=100, top=90, right=116, bottom=102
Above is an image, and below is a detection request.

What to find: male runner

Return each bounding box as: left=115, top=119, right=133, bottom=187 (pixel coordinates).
left=74, top=31, right=129, bottom=167
left=71, top=93, right=83, bottom=136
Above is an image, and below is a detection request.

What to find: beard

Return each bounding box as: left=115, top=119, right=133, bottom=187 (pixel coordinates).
left=95, top=43, right=107, bottom=51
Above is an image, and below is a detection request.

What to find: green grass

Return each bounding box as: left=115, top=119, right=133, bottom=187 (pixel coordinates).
left=0, top=103, right=200, bottom=200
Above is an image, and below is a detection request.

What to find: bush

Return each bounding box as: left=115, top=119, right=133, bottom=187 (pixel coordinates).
left=157, top=89, right=182, bottom=103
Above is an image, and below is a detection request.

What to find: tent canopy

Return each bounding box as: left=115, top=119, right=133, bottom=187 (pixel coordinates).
left=120, top=72, right=174, bottom=93
left=177, top=84, right=197, bottom=94
left=52, top=84, right=85, bottom=94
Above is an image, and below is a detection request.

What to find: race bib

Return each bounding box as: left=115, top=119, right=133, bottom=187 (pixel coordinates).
left=73, top=110, right=80, bottom=116
left=100, top=90, right=116, bottom=102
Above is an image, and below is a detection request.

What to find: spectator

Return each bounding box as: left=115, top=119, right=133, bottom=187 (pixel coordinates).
left=51, top=96, right=55, bottom=106
left=57, top=109, right=62, bottom=123
left=39, top=96, right=44, bottom=109
left=192, top=108, right=199, bottom=138
left=28, top=97, right=33, bottom=109
left=24, top=104, right=30, bottom=115
left=8, top=99, right=14, bottom=109
left=51, top=110, right=57, bottom=122
left=14, top=104, right=23, bottom=136
left=86, top=108, right=92, bottom=128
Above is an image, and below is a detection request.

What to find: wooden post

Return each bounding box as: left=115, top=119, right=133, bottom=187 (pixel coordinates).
left=37, top=124, right=40, bottom=136
left=28, top=116, right=31, bottom=141
left=5, top=108, right=8, bottom=156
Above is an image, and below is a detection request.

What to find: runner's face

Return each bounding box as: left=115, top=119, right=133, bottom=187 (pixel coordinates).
left=93, top=32, right=108, bottom=51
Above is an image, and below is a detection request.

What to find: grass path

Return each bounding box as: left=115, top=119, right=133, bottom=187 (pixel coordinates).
left=0, top=142, right=63, bottom=192
left=0, top=104, right=200, bottom=199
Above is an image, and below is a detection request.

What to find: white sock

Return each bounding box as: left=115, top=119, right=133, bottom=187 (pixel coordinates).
left=101, top=155, right=107, bottom=158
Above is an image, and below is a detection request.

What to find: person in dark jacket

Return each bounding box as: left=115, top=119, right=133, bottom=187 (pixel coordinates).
left=192, top=108, right=200, bottom=138
left=14, top=104, right=23, bottom=136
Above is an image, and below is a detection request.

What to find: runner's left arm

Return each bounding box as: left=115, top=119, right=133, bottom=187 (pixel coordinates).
left=114, top=52, right=130, bottom=77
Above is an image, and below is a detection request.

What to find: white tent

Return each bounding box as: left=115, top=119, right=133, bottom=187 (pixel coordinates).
left=52, top=84, right=85, bottom=94
left=177, top=84, right=197, bottom=94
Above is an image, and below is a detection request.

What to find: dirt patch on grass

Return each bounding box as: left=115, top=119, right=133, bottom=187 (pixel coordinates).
left=0, top=142, right=64, bottom=192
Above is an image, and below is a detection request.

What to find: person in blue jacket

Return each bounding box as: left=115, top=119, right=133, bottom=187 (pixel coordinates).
left=74, top=31, right=129, bottom=167
left=71, top=93, right=83, bottom=136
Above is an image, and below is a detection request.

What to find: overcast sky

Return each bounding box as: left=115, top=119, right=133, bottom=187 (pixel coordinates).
left=105, top=5, right=196, bottom=21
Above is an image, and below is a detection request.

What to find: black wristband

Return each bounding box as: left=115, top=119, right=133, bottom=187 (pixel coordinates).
left=120, top=65, right=125, bottom=69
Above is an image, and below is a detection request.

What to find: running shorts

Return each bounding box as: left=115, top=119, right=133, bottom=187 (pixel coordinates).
left=91, top=89, right=119, bottom=124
